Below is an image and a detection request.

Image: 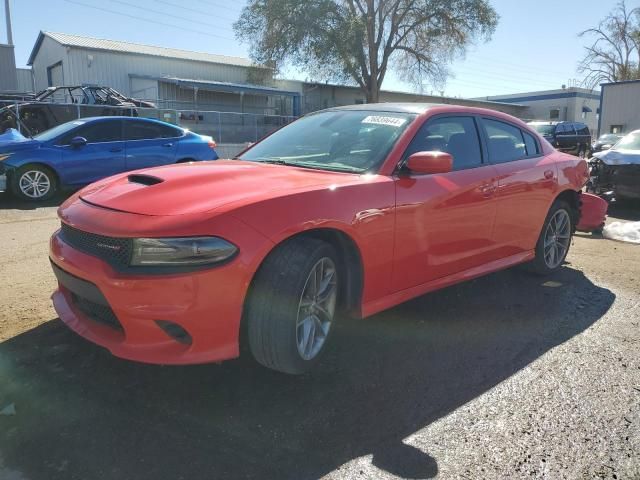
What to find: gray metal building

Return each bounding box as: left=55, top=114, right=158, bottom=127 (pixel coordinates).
left=598, top=79, right=640, bottom=136
left=477, top=87, right=601, bottom=133
left=27, top=31, right=300, bottom=116
left=288, top=80, right=527, bottom=117
left=0, top=43, right=17, bottom=91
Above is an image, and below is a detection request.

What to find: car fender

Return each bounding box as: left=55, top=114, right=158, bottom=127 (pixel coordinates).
left=231, top=179, right=396, bottom=305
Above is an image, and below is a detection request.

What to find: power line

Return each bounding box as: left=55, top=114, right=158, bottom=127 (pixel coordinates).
left=451, top=68, right=565, bottom=88
left=110, top=0, right=236, bottom=31
left=195, top=0, right=246, bottom=12
left=456, top=56, right=574, bottom=77
left=155, top=0, right=238, bottom=24
left=63, top=0, right=236, bottom=41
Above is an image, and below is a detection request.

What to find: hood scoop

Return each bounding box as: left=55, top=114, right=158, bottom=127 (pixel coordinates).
left=127, top=174, right=164, bottom=186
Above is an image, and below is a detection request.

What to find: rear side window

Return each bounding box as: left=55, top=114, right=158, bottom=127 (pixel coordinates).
left=522, top=131, right=540, bottom=156
left=124, top=120, right=182, bottom=141
left=405, top=116, right=483, bottom=170
left=575, top=124, right=590, bottom=135
left=556, top=123, right=575, bottom=136
left=482, top=119, right=527, bottom=164
left=57, top=120, right=122, bottom=145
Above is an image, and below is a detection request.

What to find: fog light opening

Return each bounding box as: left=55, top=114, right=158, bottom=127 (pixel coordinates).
left=155, top=320, right=192, bottom=345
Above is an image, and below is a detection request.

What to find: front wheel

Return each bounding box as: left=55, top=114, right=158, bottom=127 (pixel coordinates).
left=527, top=201, right=573, bottom=275
left=11, top=165, right=57, bottom=201
left=245, top=237, right=339, bottom=374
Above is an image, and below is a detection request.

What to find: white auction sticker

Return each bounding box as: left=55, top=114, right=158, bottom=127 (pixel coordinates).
left=361, top=116, right=407, bottom=127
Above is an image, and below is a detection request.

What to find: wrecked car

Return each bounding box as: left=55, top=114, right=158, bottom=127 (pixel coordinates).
left=588, top=130, right=640, bottom=202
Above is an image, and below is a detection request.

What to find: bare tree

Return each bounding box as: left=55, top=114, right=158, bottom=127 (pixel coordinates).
left=578, top=1, right=640, bottom=88
left=235, top=0, right=498, bottom=103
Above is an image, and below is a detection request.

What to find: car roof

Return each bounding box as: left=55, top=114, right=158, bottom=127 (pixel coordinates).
left=324, top=103, right=445, bottom=114
left=70, top=116, right=182, bottom=127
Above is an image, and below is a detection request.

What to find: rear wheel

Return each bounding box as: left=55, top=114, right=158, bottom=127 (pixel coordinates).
left=11, top=165, right=57, bottom=201
left=245, top=237, right=339, bottom=374
left=527, top=201, right=573, bottom=275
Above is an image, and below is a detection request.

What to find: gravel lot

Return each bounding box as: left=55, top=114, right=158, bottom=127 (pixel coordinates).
left=0, top=192, right=638, bottom=480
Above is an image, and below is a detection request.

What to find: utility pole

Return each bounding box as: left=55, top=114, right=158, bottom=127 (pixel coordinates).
left=5, top=0, right=13, bottom=45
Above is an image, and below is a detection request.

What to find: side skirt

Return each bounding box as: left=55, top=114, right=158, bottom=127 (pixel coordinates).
left=361, top=250, right=535, bottom=318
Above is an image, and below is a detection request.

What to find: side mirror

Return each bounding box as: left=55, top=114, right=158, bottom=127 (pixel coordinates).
left=70, top=136, right=87, bottom=148
left=406, top=151, right=453, bottom=175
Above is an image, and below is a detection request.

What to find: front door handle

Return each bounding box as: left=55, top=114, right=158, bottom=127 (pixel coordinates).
left=480, top=183, right=497, bottom=197
left=109, top=147, right=122, bottom=153
left=162, top=142, right=174, bottom=148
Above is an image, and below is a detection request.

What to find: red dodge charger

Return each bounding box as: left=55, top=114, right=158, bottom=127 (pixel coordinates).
left=50, top=104, right=589, bottom=374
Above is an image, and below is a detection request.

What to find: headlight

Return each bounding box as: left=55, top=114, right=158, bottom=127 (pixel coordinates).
left=131, top=237, right=237, bottom=266
left=0, top=154, right=10, bottom=162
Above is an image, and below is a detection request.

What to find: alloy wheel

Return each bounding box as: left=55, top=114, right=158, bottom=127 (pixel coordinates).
left=296, top=257, right=338, bottom=361
left=19, top=170, right=51, bottom=199
left=543, top=209, right=571, bottom=269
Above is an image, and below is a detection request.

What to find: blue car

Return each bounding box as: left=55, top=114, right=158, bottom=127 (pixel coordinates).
left=0, top=116, right=218, bottom=201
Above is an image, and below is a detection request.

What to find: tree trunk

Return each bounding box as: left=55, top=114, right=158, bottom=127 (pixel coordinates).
left=366, top=83, right=379, bottom=103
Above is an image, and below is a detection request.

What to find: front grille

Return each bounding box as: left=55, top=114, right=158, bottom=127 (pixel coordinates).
left=60, top=223, right=132, bottom=268
left=71, top=293, right=123, bottom=331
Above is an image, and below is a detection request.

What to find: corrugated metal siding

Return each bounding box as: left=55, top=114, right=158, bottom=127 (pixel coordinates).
left=64, top=48, right=249, bottom=96
left=16, top=68, right=34, bottom=92
left=0, top=44, right=18, bottom=91
left=601, top=82, right=640, bottom=135
left=31, top=36, right=68, bottom=91
left=45, top=32, right=254, bottom=68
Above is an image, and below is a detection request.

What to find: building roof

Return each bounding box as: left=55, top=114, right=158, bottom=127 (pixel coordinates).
left=297, top=80, right=526, bottom=108
left=477, top=87, right=600, bottom=103
left=28, top=31, right=260, bottom=69
left=133, top=75, right=300, bottom=97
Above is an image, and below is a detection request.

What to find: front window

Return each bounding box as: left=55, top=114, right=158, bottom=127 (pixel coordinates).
left=33, top=120, right=88, bottom=142
left=238, top=110, right=416, bottom=173
left=612, top=132, right=640, bottom=151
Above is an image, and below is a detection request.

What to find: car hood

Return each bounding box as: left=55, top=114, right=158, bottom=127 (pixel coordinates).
left=593, top=149, right=640, bottom=165
left=0, top=128, right=40, bottom=153
left=79, top=160, right=364, bottom=216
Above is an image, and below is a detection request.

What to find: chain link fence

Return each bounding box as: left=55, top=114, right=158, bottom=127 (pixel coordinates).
left=0, top=100, right=296, bottom=146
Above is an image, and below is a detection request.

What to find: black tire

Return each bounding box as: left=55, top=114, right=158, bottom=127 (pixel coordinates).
left=526, top=200, right=574, bottom=275
left=245, top=237, right=339, bottom=374
left=11, top=164, right=58, bottom=202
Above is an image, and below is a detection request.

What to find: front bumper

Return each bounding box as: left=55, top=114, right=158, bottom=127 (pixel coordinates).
left=49, top=230, right=251, bottom=365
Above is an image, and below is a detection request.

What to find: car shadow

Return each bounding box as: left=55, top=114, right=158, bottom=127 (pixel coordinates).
left=0, top=267, right=614, bottom=480
left=0, top=191, right=71, bottom=210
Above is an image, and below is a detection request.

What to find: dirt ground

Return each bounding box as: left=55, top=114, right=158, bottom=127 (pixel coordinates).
left=0, top=192, right=639, bottom=480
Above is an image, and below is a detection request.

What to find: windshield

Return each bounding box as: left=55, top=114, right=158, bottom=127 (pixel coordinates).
left=238, top=110, right=416, bottom=173
left=530, top=124, right=555, bottom=135
left=33, top=120, right=87, bottom=142
left=612, top=131, right=640, bottom=150
left=599, top=134, right=621, bottom=143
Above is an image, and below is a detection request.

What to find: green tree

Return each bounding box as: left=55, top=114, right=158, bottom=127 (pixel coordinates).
left=234, top=0, right=498, bottom=103
left=578, top=1, right=640, bottom=88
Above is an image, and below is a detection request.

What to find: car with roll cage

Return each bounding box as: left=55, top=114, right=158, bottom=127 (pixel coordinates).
left=49, top=103, right=589, bottom=374
left=0, top=85, right=155, bottom=136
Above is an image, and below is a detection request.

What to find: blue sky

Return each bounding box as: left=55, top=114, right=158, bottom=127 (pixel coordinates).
left=1, top=0, right=622, bottom=97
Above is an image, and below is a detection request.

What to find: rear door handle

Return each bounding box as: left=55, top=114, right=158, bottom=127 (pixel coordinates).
left=544, top=169, right=554, bottom=180
left=162, top=142, right=174, bottom=148
left=109, top=147, right=122, bottom=153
